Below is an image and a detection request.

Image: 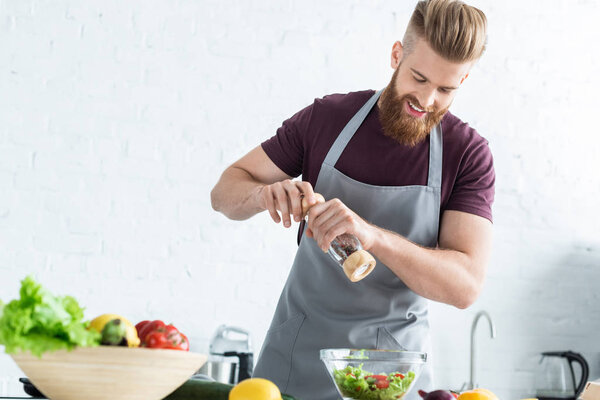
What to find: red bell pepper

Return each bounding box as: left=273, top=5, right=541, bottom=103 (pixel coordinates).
left=135, top=320, right=189, bottom=351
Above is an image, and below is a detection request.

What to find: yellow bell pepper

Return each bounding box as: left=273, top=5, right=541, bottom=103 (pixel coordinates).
left=457, top=388, right=499, bottom=400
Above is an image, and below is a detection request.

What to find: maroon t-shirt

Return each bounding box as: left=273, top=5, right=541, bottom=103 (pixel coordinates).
left=261, top=90, right=495, bottom=222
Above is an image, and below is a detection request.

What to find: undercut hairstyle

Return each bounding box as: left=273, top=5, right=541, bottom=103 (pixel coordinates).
left=403, top=0, right=488, bottom=63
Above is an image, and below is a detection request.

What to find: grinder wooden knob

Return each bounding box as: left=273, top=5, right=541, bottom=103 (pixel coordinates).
left=301, top=193, right=326, bottom=217
left=300, top=193, right=376, bottom=282
left=342, top=249, right=376, bottom=282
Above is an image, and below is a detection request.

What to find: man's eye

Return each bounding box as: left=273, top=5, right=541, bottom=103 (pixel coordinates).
left=413, top=76, right=426, bottom=83
left=439, top=87, right=449, bottom=93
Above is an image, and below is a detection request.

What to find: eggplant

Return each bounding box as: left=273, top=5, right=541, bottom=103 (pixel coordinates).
left=418, top=389, right=457, bottom=400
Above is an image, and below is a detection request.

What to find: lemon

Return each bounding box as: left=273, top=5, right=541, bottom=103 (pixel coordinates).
left=88, top=313, right=140, bottom=347
left=229, top=378, right=282, bottom=400
left=458, top=388, right=499, bottom=400
left=457, top=392, right=487, bottom=400
left=475, top=388, right=499, bottom=400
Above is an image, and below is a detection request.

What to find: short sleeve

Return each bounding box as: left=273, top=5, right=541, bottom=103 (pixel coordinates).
left=261, top=103, right=314, bottom=178
left=445, top=140, right=495, bottom=222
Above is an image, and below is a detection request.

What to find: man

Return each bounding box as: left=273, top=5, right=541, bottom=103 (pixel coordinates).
left=211, top=0, right=494, bottom=398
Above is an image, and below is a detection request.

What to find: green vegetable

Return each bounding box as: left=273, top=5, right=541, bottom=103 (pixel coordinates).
left=100, top=319, right=128, bottom=346
left=163, top=380, right=232, bottom=400
left=0, top=276, right=101, bottom=357
left=333, top=364, right=416, bottom=400
left=164, top=379, right=299, bottom=400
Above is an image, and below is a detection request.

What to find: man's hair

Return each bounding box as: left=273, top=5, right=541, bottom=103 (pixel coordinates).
left=403, top=0, right=487, bottom=63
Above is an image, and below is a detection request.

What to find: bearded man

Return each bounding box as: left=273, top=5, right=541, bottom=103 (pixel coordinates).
left=211, top=0, right=494, bottom=398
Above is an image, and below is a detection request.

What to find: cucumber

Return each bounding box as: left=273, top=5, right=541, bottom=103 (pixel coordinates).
left=164, top=379, right=232, bottom=400
left=163, top=379, right=299, bottom=400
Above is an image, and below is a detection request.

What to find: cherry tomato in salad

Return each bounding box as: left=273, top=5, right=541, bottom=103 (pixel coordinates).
left=374, top=379, right=390, bottom=389
left=366, top=375, right=390, bottom=389
left=367, top=375, right=388, bottom=380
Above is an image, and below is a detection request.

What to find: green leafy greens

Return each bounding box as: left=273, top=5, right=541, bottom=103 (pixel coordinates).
left=333, top=364, right=416, bottom=400
left=0, top=276, right=100, bottom=357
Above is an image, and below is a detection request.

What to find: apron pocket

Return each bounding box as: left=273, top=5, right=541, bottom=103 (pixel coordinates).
left=255, top=313, right=306, bottom=390
left=376, top=327, right=407, bottom=351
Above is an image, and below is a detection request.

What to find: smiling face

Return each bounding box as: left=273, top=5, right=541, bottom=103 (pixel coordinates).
left=378, top=38, right=473, bottom=146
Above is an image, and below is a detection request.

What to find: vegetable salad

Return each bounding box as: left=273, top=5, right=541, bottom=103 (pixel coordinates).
left=333, top=364, right=416, bottom=400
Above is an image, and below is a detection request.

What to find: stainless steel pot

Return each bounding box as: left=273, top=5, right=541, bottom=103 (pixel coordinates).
left=198, top=356, right=237, bottom=384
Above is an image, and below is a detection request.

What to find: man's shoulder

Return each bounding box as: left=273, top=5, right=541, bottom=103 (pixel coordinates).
left=313, top=89, right=376, bottom=114
left=441, top=111, right=490, bottom=151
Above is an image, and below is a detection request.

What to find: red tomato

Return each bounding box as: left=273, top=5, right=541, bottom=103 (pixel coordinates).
left=165, top=329, right=189, bottom=351
left=365, top=375, right=390, bottom=389
left=145, top=331, right=169, bottom=348
left=394, top=373, right=405, bottom=379
left=137, top=320, right=166, bottom=342
left=178, top=332, right=190, bottom=351
left=164, top=324, right=179, bottom=335
left=374, top=379, right=389, bottom=389
left=135, top=320, right=150, bottom=333
left=136, top=320, right=189, bottom=351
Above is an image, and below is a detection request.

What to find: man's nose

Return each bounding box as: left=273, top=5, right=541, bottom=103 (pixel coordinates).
left=417, top=89, right=437, bottom=111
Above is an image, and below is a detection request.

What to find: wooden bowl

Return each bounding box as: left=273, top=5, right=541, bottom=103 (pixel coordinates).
left=11, top=346, right=207, bottom=400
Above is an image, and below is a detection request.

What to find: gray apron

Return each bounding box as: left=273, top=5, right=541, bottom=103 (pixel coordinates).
left=253, top=90, right=442, bottom=400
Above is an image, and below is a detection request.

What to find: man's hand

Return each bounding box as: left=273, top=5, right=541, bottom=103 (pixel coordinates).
left=305, top=198, right=377, bottom=252
left=258, top=180, right=317, bottom=228
left=211, top=146, right=317, bottom=222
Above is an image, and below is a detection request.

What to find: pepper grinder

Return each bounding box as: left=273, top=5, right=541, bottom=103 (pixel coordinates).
left=301, top=193, right=376, bottom=282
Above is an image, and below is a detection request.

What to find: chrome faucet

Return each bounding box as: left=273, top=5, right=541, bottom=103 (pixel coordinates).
left=461, top=310, right=496, bottom=391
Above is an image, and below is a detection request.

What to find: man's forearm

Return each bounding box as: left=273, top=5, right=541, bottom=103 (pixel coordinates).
left=210, top=167, right=265, bottom=220
left=369, top=227, right=484, bottom=309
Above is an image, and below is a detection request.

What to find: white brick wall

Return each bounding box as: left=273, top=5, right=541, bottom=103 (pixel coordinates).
left=1, top=0, right=599, bottom=398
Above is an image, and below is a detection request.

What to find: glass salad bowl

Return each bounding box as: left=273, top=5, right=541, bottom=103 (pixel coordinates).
left=320, top=348, right=427, bottom=400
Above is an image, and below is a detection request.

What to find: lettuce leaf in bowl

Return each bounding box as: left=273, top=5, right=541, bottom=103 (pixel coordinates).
left=0, top=276, right=100, bottom=357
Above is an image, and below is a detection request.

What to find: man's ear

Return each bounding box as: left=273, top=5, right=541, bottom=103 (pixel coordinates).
left=391, top=41, right=404, bottom=69
left=460, top=73, right=470, bottom=85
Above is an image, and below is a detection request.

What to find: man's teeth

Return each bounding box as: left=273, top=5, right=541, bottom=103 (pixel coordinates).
left=409, top=101, right=425, bottom=113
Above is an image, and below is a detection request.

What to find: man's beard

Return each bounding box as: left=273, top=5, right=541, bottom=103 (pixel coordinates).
left=378, top=68, right=449, bottom=147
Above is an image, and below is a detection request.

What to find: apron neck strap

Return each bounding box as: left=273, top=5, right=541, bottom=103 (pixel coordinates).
left=323, top=90, right=383, bottom=167
left=427, top=123, right=443, bottom=189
